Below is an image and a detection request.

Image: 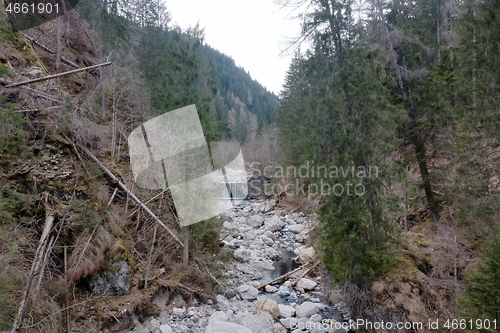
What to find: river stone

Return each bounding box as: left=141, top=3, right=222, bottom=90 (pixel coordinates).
left=260, top=235, right=275, bottom=246
left=289, top=224, right=306, bottom=234
left=248, top=215, right=264, bottom=228
left=274, top=323, right=287, bottom=333
left=264, top=215, right=284, bottom=232
left=243, top=230, right=257, bottom=241
left=296, top=277, right=318, bottom=291
left=237, top=284, right=259, bottom=300
left=253, top=297, right=280, bottom=319
left=296, top=302, right=318, bottom=318
left=206, top=321, right=253, bottom=333
left=172, top=307, right=185, bottom=316
left=258, top=260, right=275, bottom=271
left=280, top=317, right=298, bottom=329
left=265, top=285, right=278, bottom=293
left=234, top=248, right=252, bottom=262
left=278, top=304, right=295, bottom=318
left=293, top=246, right=317, bottom=264
left=159, top=325, right=172, bottom=333
left=216, top=295, right=231, bottom=311
left=232, top=312, right=274, bottom=333
left=310, top=313, right=323, bottom=322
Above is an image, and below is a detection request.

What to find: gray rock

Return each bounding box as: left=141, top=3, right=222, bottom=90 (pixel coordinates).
left=216, top=295, right=231, bottom=311
left=159, top=325, right=173, bottom=333
left=234, top=248, right=252, bottom=262
left=278, top=285, right=292, bottom=296
left=173, top=294, right=186, bottom=307
left=260, top=236, right=275, bottom=246
left=264, top=285, right=278, bottom=293
left=295, top=302, right=318, bottom=318
left=91, top=253, right=133, bottom=296
left=310, top=314, right=323, bottom=322
left=149, top=318, right=161, bottom=329
left=274, top=323, right=287, bottom=333
left=280, top=317, right=298, bottom=329
left=264, top=215, right=284, bottom=232
left=248, top=215, right=264, bottom=228
left=293, top=246, right=317, bottom=264
left=243, top=230, right=257, bottom=241
left=253, top=298, right=280, bottom=319
left=264, top=231, right=276, bottom=240
left=296, top=278, right=318, bottom=291
left=258, top=260, right=275, bottom=271
left=237, top=284, right=259, bottom=300
left=232, top=312, right=274, bottom=333
left=206, top=321, right=253, bottom=333
left=289, top=224, right=306, bottom=234
left=172, top=307, right=185, bottom=316
left=278, top=304, right=295, bottom=318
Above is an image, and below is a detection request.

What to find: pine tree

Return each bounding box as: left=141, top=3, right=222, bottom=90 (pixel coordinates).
left=461, top=228, right=500, bottom=330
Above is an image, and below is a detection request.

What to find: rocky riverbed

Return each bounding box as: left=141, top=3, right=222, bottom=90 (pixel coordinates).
left=129, top=199, right=349, bottom=333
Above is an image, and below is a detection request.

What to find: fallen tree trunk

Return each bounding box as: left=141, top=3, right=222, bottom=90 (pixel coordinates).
left=11, top=195, right=55, bottom=333
left=290, top=261, right=320, bottom=288
left=78, top=145, right=184, bottom=247
left=14, top=105, right=63, bottom=113
left=21, top=33, right=79, bottom=68
left=5, top=61, right=112, bottom=88
left=256, top=263, right=310, bottom=290
left=1, top=81, right=63, bottom=104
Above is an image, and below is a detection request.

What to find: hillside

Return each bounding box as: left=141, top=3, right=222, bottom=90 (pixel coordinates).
left=0, top=1, right=280, bottom=331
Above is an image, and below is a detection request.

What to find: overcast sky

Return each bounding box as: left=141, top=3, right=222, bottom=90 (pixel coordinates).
left=166, top=0, right=302, bottom=94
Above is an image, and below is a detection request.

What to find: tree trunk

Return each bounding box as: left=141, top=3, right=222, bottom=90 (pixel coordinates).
left=412, top=132, right=440, bottom=221
left=183, top=226, right=189, bottom=267
left=11, top=197, right=54, bottom=332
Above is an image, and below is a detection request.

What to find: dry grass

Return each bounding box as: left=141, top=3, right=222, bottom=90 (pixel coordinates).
left=66, top=225, right=114, bottom=281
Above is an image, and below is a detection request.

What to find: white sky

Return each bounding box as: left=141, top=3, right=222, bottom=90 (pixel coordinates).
left=166, top=0, right=302, bottom=94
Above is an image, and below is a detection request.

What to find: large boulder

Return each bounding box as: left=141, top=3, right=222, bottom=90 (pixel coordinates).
left=253, top=298, right=280, bottom=319
left=234, top=248, right=253, bottom=262
left=295, top=278, right=318, bottom=291
left=295, top=302, right=319, bottom=318
left=237, top=284, right=259, bottom=300
left=248, top=215, right=264, bottom=228
left=206, top=321, right=252, bottom=333
left=91, top=242, right=134, bottom=296
left=216, top=295, right=231, bottom=311
left=232, top=312, right=274, bottom=333
left=264, top=215, right=284, bottom=232
left=293, top=246, right=317, bottom=264
left=278, top=304, right=295, bottom=318
left=289, top=224, right=306, bottom=234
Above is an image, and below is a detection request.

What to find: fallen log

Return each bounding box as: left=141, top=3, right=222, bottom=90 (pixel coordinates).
left=256, top=263, right=310, bottom=290
left=290, top=261, right=320, bottom=288
left=78, top=145, right=184, bottom=247
left=14, top=105, right=62, bottom=113
left=21, top=33, right=79, bottom=68
left=11, top=194, right=55, bottom=333
left=5, top=61, right=112, bottom=88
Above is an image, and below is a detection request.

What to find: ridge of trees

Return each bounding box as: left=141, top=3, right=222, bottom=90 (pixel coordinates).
left=276, top=0, right=499, bottom=320
left=76, top=0, right=278, bottom=144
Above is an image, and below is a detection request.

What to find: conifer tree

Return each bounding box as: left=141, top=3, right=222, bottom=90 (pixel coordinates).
left=461, top=228, right=500, bottom=329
